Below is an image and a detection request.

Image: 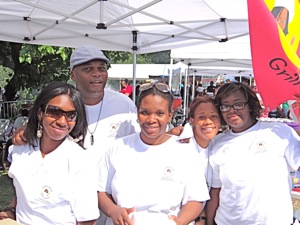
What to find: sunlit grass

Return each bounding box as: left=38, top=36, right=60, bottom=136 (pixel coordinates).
left=0, top=169, right=14, bottom=209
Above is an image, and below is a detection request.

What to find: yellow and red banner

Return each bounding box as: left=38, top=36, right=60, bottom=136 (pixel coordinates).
left=247, top=0, right=300, bottom=111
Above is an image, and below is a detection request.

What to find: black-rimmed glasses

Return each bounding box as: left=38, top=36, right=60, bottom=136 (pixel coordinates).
left=220, top=102, right=248, bottom=112
left=139, top=82, right=170, bottom=94
left=44, top=105, right=77, bottom=122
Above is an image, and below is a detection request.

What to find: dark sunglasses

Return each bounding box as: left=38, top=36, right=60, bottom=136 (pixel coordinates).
left=139, top=82, right=170, bottom=94
left=44, top=105, right=77, bottom=122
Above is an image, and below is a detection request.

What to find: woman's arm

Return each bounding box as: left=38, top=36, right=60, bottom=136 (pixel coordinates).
left=169, top=201, right=202, bottom=225
left=205, top=188, right=220, bottom=225
left=77, top=220, right=96, bottom=225
left=0, top=196, right=17, bottom=220
left=98, top=192, right=134, bottom=225
left=195, top=204, right=208, bottom=225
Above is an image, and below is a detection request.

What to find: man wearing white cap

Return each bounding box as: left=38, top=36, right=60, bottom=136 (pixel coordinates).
left=70, top=45, right=140, bottom=225
left=70, top=45, right=139, bottom=152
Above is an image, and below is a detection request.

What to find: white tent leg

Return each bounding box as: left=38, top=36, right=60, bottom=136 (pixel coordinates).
left=132, top=30, right=138, bottom=104
left=132, top=52, right=137, bottom=103
left=168, top=58, right=173, bottom=89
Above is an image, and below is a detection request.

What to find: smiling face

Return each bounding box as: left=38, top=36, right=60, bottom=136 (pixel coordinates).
left=39, top=94, right=76, bottom=148
left=71, top=59, right=108, bottom=105
left=220, top=90, right=254, bottom=133
left=138, top=94, right=172, bottom=145
left=190, top=102, right=221, bottom=148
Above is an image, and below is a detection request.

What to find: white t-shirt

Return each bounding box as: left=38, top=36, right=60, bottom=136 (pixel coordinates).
left=210, top=121, right=300, bottom=225
left=196, top=86, right=205, bottom=93
left=86, top=89, right=140, bottom=225
left=8, top=139, right=99, bottom=225
left=98, top=133, right=210, bottom=225
left=85, top=88, right=140, bottom=159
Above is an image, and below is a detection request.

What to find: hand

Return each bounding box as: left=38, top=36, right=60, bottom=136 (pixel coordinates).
left=167, top=126, right=184, bottom=136
left=168, top=215, right=183, bottom=225
left=110, top=206, right=135, bottom=225
left=12, top=126, right=27, bottom=145
left=178, top=138, right=191, bottom=144
left=0, top=211, right=15, bottom=220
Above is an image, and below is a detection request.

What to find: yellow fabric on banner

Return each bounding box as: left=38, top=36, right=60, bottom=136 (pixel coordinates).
left=264, top=0, right=300, bottom=67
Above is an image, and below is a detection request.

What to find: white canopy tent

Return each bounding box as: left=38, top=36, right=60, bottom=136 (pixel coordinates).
left=0, top=0, right=249, bottom=102
left=171, top=36, right=252, bottom=68
left=0, top=0, right=249, bottom=53
left=108, top=62, right=187, bottom=80
left=170, top=35, right=253, bottom=116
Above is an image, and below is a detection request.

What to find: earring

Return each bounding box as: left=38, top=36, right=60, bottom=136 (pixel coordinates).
left=37, top=122, right=43, bottom=138
left=136, top=119, right=140, bottom=123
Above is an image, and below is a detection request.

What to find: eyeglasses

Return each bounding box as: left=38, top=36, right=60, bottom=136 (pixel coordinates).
left=139, top=82, right=170, bottom=94
left=220, top=102, right=248, bottom=112
left=44, top=105, right=77, bottom=122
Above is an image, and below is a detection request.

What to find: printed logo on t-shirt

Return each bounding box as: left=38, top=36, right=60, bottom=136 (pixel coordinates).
left=255, top=141, right=267, bottom=153
left=108, top=122, right=121, bottom=137
left=160, top=166, right=175, bottom=181
left=41, top=185, right=52, bottom=199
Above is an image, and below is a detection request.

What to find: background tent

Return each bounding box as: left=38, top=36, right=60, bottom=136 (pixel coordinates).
left=170, top=35, right=252, bottom=115
left=108, top=62, right=186, bottom=80
left=0, top=0, right=249, bottom=102
left=0, top=0, right=249, bottom=53
left=171, top=36, right=252, bottom=68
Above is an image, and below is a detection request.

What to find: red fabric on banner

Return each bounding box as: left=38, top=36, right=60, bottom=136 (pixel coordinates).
left=247, top=0, right=300, bottom=110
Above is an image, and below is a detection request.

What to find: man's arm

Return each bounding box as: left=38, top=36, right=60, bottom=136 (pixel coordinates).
left=205, top=188, right=220, bottom=225
left=12, top=126, right=27, bottom=145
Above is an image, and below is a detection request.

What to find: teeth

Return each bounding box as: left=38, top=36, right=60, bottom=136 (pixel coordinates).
left=204, top=128, right=214, bottom=131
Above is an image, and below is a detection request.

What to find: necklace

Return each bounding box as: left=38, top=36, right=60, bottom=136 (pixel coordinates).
left=87, top=97, right=104, bottom=145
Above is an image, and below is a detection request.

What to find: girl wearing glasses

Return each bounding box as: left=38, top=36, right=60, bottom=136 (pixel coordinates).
left=98, top=82, right=209, bottom=225
left=206, top=82, right=300, bottom=225
left=1, top=81, right=99, bottom=225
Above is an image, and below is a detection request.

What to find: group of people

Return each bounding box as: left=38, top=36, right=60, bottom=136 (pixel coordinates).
left=0, top=44, right=300, bottom=225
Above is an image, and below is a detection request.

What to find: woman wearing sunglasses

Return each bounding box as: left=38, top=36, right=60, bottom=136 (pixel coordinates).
left=98, top=82, right=209, bottom=225
left=206, top=82, right=300, bottom=225
left=0, top=81, right=99, bottom=225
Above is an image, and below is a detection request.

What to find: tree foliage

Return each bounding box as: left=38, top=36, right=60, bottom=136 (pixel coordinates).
left=0, top=42, right=72, bottom=101
left=105, top=50, right=170, bottom=64
left=0, top=41, right=170, bottom=101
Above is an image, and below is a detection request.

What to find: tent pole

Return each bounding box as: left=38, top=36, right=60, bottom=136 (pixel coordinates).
left=183, top=64, right=190, bottom=119
left=133, top=52, right=137, bottom=103
left=168, top=58, right=173, bottom=90
left=192, top=70, right=196, bottom=100
left=132, top=30, right=138, bottom=104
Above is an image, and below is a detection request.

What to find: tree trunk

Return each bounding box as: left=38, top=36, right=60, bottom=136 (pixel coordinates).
left=3, top=43, right=22, bottom=101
